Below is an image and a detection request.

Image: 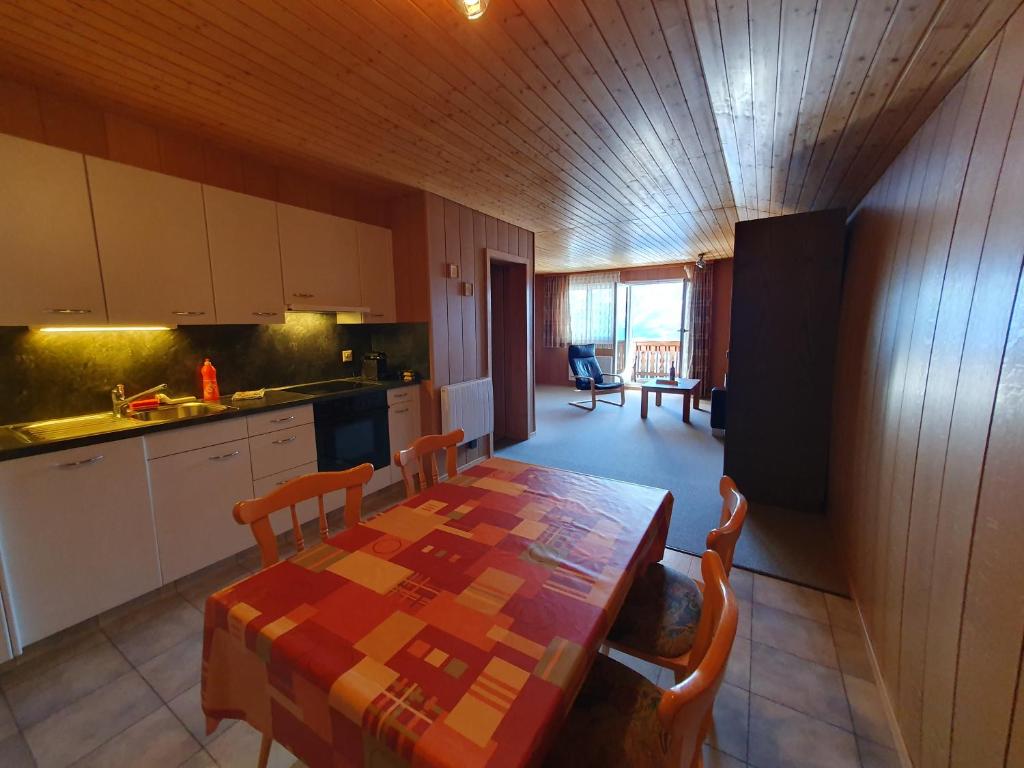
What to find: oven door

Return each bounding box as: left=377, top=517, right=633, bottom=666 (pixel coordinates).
left=312, top=391, right=390, bottom=472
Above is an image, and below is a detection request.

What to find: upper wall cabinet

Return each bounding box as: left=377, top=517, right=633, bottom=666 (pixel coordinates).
left=0, top=134, right=107, bottom=326
left=203, top=186, right=285, bottom=324
left=87, top=157, right=215, bottom=325
left=357, top=223, right=397, bottom=323
left=277, top=203, right=361, bottom=309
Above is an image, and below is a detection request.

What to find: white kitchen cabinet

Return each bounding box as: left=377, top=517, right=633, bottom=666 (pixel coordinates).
left=245, top=404, right=314, bottom=437
left=356, top=223, right=396, bottom=323
left=253, top=461, right=320, bottom=535
left=248, top=423, right=317, bottom=481
left=147, top=434, right=255, bottom=583
left=204, top=185, right=285, bottom=324
left=0, top=438, right=160, bottom=650
left=87, top=157, right=215, bottom=325
left=387, top=386, right=421, bottom=485
left=0, top=134, right=107, bottom=326
left=277, top=204, right=361, bottom=309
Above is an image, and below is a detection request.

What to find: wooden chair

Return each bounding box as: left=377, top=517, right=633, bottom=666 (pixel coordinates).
left=544, top=550, right=738, bottom=767
left=392, top=428, right=464, bottom=498
left=233, top=463, right=374, bottom=569
left=604, top=475, right=748, bottom=682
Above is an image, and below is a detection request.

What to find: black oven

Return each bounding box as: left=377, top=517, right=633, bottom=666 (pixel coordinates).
left=283, top=380, right=390, bottom=472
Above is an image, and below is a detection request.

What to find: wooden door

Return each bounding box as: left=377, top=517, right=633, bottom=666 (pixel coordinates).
left=357, top=223, right=397, bottom=322
left=204, top=185, right=285, bottom=324
left=724, top=209, right=846, bottom=514
left=87, top=157, right=215, bottom=325
left=0, top=134, right=107, bottom=325
left=488, top=257, right=530, bottom=442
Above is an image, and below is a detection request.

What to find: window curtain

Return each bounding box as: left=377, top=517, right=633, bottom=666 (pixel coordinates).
left=687, top=263, right=713, bottom=397
left=567, top=271, right=619, bottom=345
left=542, top=275, right=571, bottom=348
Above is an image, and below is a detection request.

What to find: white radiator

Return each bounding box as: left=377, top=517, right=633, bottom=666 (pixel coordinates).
left=441, top=378, right=494, bottom=444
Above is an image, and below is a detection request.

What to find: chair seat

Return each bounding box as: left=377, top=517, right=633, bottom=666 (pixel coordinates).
left=607, top=563, right=703, bottom=659
left=586, top=381, right=624, bottom=391
left=544, top=653, right=668, bottom=767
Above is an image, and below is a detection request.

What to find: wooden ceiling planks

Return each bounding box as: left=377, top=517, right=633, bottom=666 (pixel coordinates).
left=0, top=0, right=1019, bottom=273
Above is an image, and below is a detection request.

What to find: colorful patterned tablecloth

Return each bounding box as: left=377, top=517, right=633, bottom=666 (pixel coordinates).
left=202, top=457, right=672, bottom=768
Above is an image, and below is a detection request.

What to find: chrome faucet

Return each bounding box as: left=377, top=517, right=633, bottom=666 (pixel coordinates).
left=111, top=383, right=168, bottom=417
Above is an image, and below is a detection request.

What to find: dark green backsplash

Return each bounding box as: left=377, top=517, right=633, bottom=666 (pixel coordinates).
left=0, top=314, right=429, bottom=424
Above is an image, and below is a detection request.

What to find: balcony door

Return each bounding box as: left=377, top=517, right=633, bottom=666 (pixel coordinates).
left=614, top=280, right=690, bottom=386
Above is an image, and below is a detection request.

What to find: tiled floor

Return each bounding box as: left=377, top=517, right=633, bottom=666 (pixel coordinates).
left=0, top=504, right=898, bottom=767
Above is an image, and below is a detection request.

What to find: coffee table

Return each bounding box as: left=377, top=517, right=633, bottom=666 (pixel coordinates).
left=640, top=378, right=701, bottom=423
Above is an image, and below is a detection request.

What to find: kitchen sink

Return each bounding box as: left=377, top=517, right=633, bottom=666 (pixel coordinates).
left=128, top=402, right=234, bottom=422
left=12, top=413, right=142, bottom=443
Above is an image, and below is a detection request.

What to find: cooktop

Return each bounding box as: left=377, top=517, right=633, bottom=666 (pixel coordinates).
left=282, top=379, right=378, bottom=396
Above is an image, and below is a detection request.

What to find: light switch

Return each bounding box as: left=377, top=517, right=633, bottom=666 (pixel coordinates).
left=341, top=349, right=353, bottom=362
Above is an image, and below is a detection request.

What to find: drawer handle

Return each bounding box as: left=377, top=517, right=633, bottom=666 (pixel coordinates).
left=54, top=454, right=104, bottom=469
left=292, top=293, right=315, bottom=299
left=46, top=308, right=92, bottom=315
left=270, top=415, right=296, bottom=423
left=208, top=450, right=240, bottom=461
left=252, top=311, right=280, bottom=317
left=276, top=478, right=296, bottom=486
left=393, top=407, right=410, bottom=414
left=272, top=436, right=297, bottom=445
left=171, top=310, right=206, bottom=316
left=392, top=392, right=409, bottom=399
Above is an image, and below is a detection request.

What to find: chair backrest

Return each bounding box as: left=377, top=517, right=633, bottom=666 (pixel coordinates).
left=393, top=428, right=464, bottom=498
left=568, top=343, right=605, bottom=388
left=233, top=463, right=374, bottom=568
left=706, top=475, right=748, bottom=574
left=658, top=550, right=738, bottom=768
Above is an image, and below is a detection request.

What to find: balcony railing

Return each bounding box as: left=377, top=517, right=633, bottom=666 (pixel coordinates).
left=630, top=340, right=681, bottom=380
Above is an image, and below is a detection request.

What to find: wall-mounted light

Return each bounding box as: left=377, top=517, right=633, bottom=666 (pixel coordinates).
left=460, top=0, right=490, bottom=20
left=695, top=253, right=708, bottom=270
left=36, top=326, right=172, bottom=333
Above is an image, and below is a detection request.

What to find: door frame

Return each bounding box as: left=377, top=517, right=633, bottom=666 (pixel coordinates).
left=485, top=248, right=531, bottom=442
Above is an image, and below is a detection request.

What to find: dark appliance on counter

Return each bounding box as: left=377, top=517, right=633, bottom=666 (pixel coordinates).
left=284, top=380, right=390, bottom=472
left=362, top=351, right=388, bottom=381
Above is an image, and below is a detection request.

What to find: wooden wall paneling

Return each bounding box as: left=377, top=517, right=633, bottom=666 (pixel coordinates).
left=156, top=129, right=206, bottom=182
left=0, top=77, right=43, bottom=140
left=36, top=90, right=108, bottom=156
left=425, top=193, right=450, bottom=436
left=491, top=263, right=507, bottom=439
left=443, top=199, right=465, bottom=387
left=459, top=206, right=478, bottom=383
left=103, top=112, right=160, bottom=171
left=710, top=259, right=733, bottom=390
left=919, top=27, right=1024, bottom=767
left=203, top=145, right=245, bottom=194
left=474, top=211, right=489, bottom=378
left=242, top=155, right=277, bottom=200
left=521, top=228, right=535, bottom=433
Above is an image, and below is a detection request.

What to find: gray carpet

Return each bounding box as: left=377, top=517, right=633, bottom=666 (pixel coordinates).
left=497, top=386, right=848, bottom=595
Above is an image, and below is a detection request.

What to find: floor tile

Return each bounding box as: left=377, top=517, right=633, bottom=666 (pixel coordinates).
left=753, top=575, right=829, bottom=624
left=105, top=597, right=203, bottom=667
left=137, top=632, right=203, bottom=702
left=703, top=743, right=746, bottom=768
left=725, top=636, right=751, bottom=690
left=751, top=604, right=837, bottom=669
left=749, top=642, right=850, bottom=730
left=705, top=682, right=748, bottom=762
left=206, top=721, right=297, bottom=768
left=825, top=594, right=860, bottom=633
left=0, top=691, right=16, bottom=740
left=0, top=733, right=35, bottom=767
left=858, top=736, right=901, bottom=768
left=178, top=750, right=217, bottom=768
left=176, top=558, right=251, bottom=612
left=0, top=626, right=106, bottom=690
left=72, top=706, right=200, bottom=768
left=832, top=626, right=874, bottom=681
left=607, top=648, right=662, bottom=685
left=844, top=674, right=894, bottom=748
left=737, top=598, right=752, bottom=640
left=168, top=683, right=229, bottom=745
left=23, top=670, right=161, bottom=768
left=2, top=640, right=131, bottom=730
left=730, top=568, right=754, bottom=601
left=748, top=694, right=859, bottom=768
left=663, top=548, right=699, bottom=579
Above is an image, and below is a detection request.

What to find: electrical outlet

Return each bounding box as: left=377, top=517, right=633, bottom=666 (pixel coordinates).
left=341, top=349, right=353, bottom=363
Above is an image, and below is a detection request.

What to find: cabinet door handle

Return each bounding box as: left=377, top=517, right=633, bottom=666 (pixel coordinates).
left=272, top=436, right=297, bottom=445
left=171, top=310, right=206, bottom=316
left=46, top=308, right=92, bottom=315
left=270, top=415, right=295, bottom=423
left=392, top=392, right=409, bottom=399
left=208, top=450, right=240, bottom=461
left=276, top=478, right=296, bottom=486
left=393, top=407, right=410, bottom=414
left=54, top=454, right=104, bottom=469
left=292, top=293, right=315, bottom=299
left=252, top=311, right=280, bottom=317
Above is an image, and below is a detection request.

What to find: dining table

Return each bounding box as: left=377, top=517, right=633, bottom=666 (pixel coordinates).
left=202, top=457, right=673, bottom=768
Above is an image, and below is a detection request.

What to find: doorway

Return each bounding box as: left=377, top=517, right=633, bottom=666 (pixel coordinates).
left=488, top=252, right=530, bottom=445
left=613, top=280, right=690, bottom=385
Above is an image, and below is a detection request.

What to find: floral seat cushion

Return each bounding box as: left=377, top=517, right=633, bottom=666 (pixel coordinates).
left=607, top=562, right=703, bottom=659
left=543, top=653, right=669, bottom=767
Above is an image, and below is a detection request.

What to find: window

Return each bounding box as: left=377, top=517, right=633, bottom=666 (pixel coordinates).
left=568, top=281, right=616, bottom=345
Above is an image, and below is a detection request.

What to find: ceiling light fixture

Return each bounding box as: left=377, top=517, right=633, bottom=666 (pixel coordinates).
left=695, top=253, right=708, bottom=270
left=460, top=0, right=489, bottom=20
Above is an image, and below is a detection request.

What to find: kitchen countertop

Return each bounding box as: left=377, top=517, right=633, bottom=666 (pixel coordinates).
left=0, top=378, right=419, bottom=462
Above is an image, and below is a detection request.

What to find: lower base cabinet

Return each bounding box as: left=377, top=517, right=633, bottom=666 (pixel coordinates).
left=148, top=437, right=256, bottom=583
left=0, top=438, right=161, bottom=650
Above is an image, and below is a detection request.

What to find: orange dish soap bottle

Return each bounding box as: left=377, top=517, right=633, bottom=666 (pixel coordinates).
left=201, top=358, right=221, bottom=402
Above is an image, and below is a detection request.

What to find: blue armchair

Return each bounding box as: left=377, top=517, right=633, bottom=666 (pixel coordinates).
left=567, top=344, right=625, bottom=411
